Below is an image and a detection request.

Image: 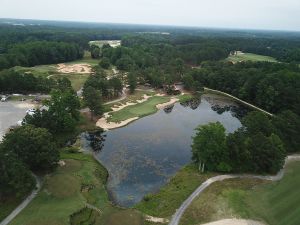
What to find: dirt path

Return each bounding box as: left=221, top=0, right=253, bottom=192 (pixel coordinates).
left=0, top=175, right=41, bottom=225
left=169, top=155, right=300, bottom=225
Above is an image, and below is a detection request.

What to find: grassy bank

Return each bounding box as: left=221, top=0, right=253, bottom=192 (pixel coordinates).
left=226, top=53, right=278, bottom=63
left=9, top=152, right=144, bottom=225
left=135, top=164, right=214, bottom=218
left=180, top=161, right=300, bottom=225
left=180, top=178, right=267, bottom=225
left=108, top=95, right=171, bottom=123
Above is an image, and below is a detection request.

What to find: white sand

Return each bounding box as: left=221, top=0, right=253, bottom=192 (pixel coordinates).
left=156, top=97, right=179, bottom=109
left=145, top=215, right=169, bottom=223
left=96, top=94, right=152, bottom=130
left=96, top=94, right=171, bottom=130
left=201, top=219, right=265, bottom=225
left=57, top=63, right=91, bottom=74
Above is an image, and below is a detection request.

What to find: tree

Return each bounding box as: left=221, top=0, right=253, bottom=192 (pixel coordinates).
left=83, top=86, right=104, bottom=119
left=24, top=89, right=80, bottom=134
left=57, top=77, right=73, bottom=91
left=192, top=122, right=231, bottom=172
left=272, top=110, right=300, bottom=153
left=242, top=111, right=275, bottom=136
left=245, top=133, right=286, bottom=173
left=91, top=46, right=101, bottom=59
left=1, top=125, right=59, bottom=171
left=99, top=57, right=110, bottom=69
left=109, top=77, right=123, bottom=96
left=0, top=147, right=35, bottom=200
left=128, top=72, right=137, bottom=93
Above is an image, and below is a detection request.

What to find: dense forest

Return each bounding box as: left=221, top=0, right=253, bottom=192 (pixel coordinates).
left=184, top=62, right=300, bottom=115
left=0, top=41, right=83, bottom=70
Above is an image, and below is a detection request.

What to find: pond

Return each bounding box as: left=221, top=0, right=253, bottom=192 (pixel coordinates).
left=83, top=94, right=247, bottom=207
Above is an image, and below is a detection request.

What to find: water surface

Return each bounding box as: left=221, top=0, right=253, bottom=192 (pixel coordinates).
left=94, top=94, right=245, bottom=207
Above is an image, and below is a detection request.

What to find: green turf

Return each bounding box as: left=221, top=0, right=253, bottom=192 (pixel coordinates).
left=9, top=151, right=146, bottom=225
left=108, top=95, right=170, bottom=122
left=226, top=53, right=278, bottom=63
left=135, top=164, right=214, bottom=218
left=245, top=162, right=300, bottom=225
left=51, top=73, right=89, bottom=91
left=180, top=162, right=300, bottom=225
left=180, top=178, right=267, bottom=225
left=9, top=154, right=108, bottom=225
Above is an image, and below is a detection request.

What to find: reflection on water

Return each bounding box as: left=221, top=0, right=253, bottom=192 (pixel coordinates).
left=85, top=94, right=245, bottom=207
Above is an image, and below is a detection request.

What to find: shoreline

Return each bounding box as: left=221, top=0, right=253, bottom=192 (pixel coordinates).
left=96, top=94, right=178, bottom=130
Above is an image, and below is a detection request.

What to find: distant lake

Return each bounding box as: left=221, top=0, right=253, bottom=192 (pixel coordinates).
left=86, top=94, right=246, bottom=207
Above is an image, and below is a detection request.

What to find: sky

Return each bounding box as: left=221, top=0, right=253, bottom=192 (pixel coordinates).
left=1, top=0, right=300, bottom=31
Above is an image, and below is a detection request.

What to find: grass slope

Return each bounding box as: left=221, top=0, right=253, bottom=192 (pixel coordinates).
left=226, top=53, right=278, bottom=63
left=108, top=95, right=171, bottom=123
left=180, top=162, right=300, bottom=225
left=9, top=152, right=144, bottom=225
left=135, top=165, right=214, bottom=218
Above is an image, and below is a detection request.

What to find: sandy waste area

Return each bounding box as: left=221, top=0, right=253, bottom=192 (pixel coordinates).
left=57, top=63, right=92, bottom=74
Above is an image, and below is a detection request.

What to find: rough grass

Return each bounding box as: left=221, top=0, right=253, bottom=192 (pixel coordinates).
left=9, top=153, right=108, bottom=225
left=108, top=95, right=170, bottom=122
left=9, top=151, right=145, bottom=225
left=180, top=162, right=300, bottom=225
left=135, top=164, right=214, bottom=218
left=178, top=94, right=193, bottom=103
left=244, top=162, right=300, bottom=225
left=180, top=178, right=267, bottom=225
left=226, top=53, right=278, bottom=63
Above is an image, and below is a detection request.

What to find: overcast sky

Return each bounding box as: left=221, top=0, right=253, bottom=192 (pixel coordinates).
left=1, top=0, right=300, bottom=31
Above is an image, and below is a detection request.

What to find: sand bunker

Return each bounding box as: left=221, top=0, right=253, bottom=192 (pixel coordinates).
left=96, top=93, right=174, bottom=130
left=156, top=97, right=179, bottom=109
left=96, top=94, right=152, bottom=130
left=57, top=63, right=92, bottom=74
left=202, top=219, right=264, bottom=225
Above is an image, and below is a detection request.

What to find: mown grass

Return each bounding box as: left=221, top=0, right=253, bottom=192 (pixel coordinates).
left=180, top=178, right=267, bottom=225
left=244, top=162, right=300, bottom=225
left=180, top=162, right=300, bottom=225
left=51, top=73, right=89, bottom=91
left=135, top=164, right=214, bottom=218
left=9, top=150, right=145, bottom=225
left=108, top=95, right=170, bottom=122
left=226, top=53, right=278, bottom=63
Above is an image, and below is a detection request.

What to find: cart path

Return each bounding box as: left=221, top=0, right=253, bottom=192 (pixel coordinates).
left=169, top=155, right=300, bottom=225
left=0, top=175, right=41, bottom=225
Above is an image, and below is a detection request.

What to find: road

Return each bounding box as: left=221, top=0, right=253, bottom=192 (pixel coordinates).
left=0, top=175, right=41, bottom=225
left=169, top=155, right=300, bottom=225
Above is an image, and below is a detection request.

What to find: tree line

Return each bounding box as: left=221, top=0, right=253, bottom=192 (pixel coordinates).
left=184, top=61, right=300, bottom=115
left=0, top=41, right=83, bottom=70
left=0, top=69, right=56, bottom=93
